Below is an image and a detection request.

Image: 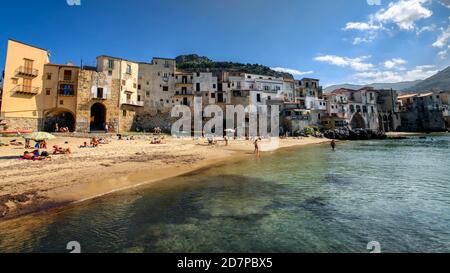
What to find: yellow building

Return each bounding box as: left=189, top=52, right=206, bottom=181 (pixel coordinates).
left=1, top=39, right=50, bottom=130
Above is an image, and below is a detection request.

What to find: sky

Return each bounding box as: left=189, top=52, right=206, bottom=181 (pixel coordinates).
left=0, top=0, right=449, bottom=86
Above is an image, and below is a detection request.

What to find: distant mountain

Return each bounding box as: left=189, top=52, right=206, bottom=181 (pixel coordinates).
left=403, top=66, right=450, bottom=93
left=175, top=54, right=294, bottom=79
left=323, top=80, right=421, bottom=93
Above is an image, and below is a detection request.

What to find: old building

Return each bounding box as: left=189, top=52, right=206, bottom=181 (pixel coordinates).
left=0, top=39, right=50, bottom=131
left=322, top=88, right=379, bottom=131
left=439, top=91, right=450, bottom=128
left=397, top=93, right=446, bottom=132
left=375, top=89, right=401, bottom=132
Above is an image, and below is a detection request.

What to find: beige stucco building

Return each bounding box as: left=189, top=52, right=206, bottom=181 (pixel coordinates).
left=1, top=39, right=50, bottom=130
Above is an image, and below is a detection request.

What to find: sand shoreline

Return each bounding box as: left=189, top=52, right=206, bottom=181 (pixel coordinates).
left=0, top=135, right=331, bottom=222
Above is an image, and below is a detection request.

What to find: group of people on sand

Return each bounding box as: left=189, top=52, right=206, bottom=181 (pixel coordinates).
left=21, top=150, right=51, bottom=161
left=55, top=123, right=70, bottom=133
left=151, top=136, right=166, bottom=144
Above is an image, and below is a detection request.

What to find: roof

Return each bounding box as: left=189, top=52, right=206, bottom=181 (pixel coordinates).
left=45, top=63, right=80, bottom=68
left=418, top=92, right=433, bottom=97
left=8, top=38, right=49, bottom=52
left=97, top=55, right=140, bottom=64
left=397, top=93, right=418, bottom=99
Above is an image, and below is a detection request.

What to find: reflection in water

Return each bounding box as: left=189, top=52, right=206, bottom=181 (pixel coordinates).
left=0, top=135, right=450, bottom=253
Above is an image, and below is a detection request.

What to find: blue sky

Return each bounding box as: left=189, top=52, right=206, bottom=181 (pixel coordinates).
left=0, top=0, right=449, bottom=86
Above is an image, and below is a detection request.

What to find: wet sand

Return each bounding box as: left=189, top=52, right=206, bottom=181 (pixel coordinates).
left=0, top=135, right=331, bottom=221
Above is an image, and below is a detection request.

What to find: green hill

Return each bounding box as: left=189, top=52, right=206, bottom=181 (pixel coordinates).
left=175, top=54, right=293, bottom=79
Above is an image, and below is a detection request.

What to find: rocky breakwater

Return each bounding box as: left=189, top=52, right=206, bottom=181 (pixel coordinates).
left=324, top=128, right=387, bottom=140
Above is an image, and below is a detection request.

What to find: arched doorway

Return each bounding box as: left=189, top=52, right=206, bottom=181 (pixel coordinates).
left=350, top=112, right=366, bottom=129
left=44, top=110, right=75, bottom=132
left=90, top=103, right=106, bottom=131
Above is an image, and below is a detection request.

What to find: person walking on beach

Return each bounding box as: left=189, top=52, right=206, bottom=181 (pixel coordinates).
left=254, top=138, right=261, bottom=157
left=331, top=140, right=336, bottom=151
left=224, top=135, right=229, bottom=146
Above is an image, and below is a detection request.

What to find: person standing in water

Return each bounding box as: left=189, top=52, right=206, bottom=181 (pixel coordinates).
left=331, top=140, right=336, bottom=151
left=254, top=138, right=261, bottom=157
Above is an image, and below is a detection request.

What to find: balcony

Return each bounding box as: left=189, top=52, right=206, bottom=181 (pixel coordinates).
left=15, top=67, right=39, bottom=78
left=10, top=85, right=39, bottom=95
left=120, top=97, right=144, bottom=107
left=91, top=91, right=110, bottom=100
left=176, top=82, right=193, bottom=88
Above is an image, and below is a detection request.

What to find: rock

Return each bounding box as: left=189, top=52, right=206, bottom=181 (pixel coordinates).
left=324, top=127, right=386, bottom=140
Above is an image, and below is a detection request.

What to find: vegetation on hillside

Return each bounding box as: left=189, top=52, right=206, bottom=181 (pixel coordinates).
left=175, top=54, right=293, bottom=79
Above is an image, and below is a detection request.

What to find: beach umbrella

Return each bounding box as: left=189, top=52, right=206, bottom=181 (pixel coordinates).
left=22, top=132, right=56, bottom=141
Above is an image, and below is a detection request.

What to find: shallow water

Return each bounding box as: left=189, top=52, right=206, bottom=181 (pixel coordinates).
left=0, top=135, right=449, bottom=253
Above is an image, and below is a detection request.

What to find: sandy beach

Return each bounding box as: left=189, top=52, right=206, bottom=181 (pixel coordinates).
left=0, top=134, right=331, bottom=221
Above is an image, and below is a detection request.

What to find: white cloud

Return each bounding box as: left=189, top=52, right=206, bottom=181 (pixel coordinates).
left=432, top=26, right=450, bottom=48
left=367, top=0, right=382, bottom=5
left=438, top=0, right=450, bottom=8
left=384, top=58, right=407, bottom=69
left=416, top=24, right=436, bottom=35
left=271, top=67, right=314, bottom=76
left=375, top=0, right=433, bottom=30
left=314, top=55, right=374, bottom=71
left=353, top=65, right=438, bottom=83
left=343, top=0, right=433, bottom=44
left=433, top=25, right=450, bottom=58
left=344, top=22, right=381, bottom=31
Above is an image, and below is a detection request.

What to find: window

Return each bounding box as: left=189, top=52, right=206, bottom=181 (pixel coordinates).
left=268, top=96, right=271, bottom=101
left=11, top=78, right=18, bottom=84
left=122, top=80, right=126, bottom=86
left=196, top=83, right=200, bottom=91
left=123, top=110, right=127, bottom=117
left=213, top=84, right=216, bottom=89
left=108, top=59, right=114, bottom=70
left=59, top=100, right=64, bottom=105
left=350, top=105, right=355, bottom=112
left=63, top=70, right=72, bottom=81
left=60, top=84, right=74, bottom=96
left=137, top=95, right=141, bottom=101
left=146, top=91, right=150, bottom=96
left=126, top=65, right=132, bottom=74
left=97, top=88, right=104, bottom=98
left=363, top=106, right=368, bottom=113
left=211, top=93, right=216, bottom=98
left=133, top=83, right=137, bottom=88
left=108, top=70, right=112, bottom=76
left=146, top=81, right=149, bottom=85
left=138, top=84, right=141, bottom=90
left=47, top=73, right=52, bottom=80
left=257, top=94, right=261, bottom=103
left=163, top=86, right=169, bottom=91
left=46, top=89, right=51, bottom=95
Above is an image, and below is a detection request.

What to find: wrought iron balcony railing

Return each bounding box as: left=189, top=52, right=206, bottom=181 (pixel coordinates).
left=11, top=85, right=39, bottom=95
left=15, top=67, right=39, bottom=78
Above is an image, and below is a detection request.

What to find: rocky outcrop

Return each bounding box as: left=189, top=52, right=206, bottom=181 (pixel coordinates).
left=324, top=128, right=386, bottom=140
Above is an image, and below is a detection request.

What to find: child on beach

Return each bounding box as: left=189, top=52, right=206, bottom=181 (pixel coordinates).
left=254, top=138, right=261, bottom=157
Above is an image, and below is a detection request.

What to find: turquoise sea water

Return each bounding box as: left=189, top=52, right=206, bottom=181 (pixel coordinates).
left=0, top=135, right=449, bottom=253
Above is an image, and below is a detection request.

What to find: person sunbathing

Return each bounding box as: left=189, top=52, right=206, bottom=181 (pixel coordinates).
left=10, top=140, right=24, bottom=146
left=52, top=145, right=71, bottom=155
left=90, top=138, right=99, bottom=147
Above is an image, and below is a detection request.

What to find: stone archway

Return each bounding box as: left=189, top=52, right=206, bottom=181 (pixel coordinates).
left=350, top=112, right=366, bottom=129
left=90, top=103, right=107, bottom=131
left=44, top=109, right=76, bottom=132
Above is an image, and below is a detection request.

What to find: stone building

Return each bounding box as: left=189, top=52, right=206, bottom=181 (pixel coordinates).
left=375, top=88, right=401, bottom=132
left=397, top=93, right=446, bottom=132
left=322, top=88, right=379, bottom=131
